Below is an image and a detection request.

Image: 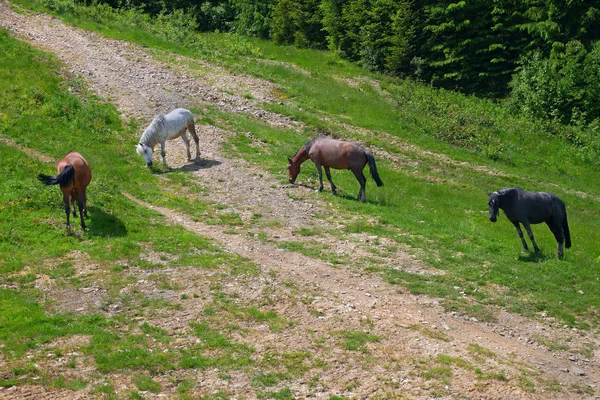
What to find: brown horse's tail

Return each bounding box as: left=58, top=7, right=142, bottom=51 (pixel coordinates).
left=38, top=164, right=75, bottom=188
left=365, top=151, right=384, bottom=187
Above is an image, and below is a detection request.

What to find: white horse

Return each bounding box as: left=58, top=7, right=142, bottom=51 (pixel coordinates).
left=136, top=108, right=201, bottom=168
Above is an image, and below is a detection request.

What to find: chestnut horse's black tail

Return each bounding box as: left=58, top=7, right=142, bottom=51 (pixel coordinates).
left=365, top=151, right=384, bottom=187
left=38, top=164, right=75, bottom=188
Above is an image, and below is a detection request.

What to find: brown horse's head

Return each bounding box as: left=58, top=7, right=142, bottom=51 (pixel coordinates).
left=287, top=157, right=300, bottom=184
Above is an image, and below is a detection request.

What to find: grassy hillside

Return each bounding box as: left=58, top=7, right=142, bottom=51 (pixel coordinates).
left=1, top=2, right=600, bottom=396
left=4, top=0, right=600, bottom=327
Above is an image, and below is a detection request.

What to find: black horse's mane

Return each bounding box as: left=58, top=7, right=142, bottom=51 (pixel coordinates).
left=499, top=187, right=523, bottom=198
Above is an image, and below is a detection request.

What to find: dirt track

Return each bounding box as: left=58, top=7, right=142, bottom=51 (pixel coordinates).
left=1, top=2, right=599, bottom=398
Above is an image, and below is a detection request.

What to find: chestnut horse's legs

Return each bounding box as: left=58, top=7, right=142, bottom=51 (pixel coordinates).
left=62, top=192, right=71, bottom=232
left=78, top=201, right=86, bottom=230
left=351, top=168, right=367, bottom=202
left=71, top=196, right=77, bottom=217
left=79, top=190, right=88, bottom=230
left=324, top=167, right=336, bottom=194
left=315, top=163, right=324, bottom=192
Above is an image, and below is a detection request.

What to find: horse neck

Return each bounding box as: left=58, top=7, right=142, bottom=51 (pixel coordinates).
left=292, top=146, right=310, bottom=165
left=140, top=121, right=161, bottom=147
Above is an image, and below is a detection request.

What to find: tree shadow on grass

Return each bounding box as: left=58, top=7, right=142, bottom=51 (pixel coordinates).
left=86, top=206, right=127, bottom=237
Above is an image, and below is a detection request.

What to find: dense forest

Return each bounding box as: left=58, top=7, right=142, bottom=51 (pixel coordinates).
left=77, top=0, right=599, bottom=126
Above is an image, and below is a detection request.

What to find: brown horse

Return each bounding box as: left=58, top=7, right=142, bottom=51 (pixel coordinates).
left=288, top=137, right=383, bottom=202
left=38, top=151, right=92, bottom=232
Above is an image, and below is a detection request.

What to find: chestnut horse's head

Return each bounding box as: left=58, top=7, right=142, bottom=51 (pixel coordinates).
left=287, top=156, right=300, bottom=184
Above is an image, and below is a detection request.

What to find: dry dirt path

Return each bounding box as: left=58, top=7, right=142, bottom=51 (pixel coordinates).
left=1, top=2, right=599, bottom=399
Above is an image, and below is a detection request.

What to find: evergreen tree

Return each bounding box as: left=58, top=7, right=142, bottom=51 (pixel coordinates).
left=521, top=0, right=600, bottom=50
left=271, top=0, right=326, bottom=47
left=320, top=0, right=348, bottom=53
left=229, top=0, right=274, bottom=38
left=386, top=0, right=419, bottom=75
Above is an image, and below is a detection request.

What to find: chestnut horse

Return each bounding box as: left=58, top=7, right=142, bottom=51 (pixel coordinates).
left=38, top=151, right=92, bottom=232
left=288, top=137, right=383, bottom=202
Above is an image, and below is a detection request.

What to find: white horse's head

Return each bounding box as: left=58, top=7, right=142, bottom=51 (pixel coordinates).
left=136, top=143, right=154, bottom=167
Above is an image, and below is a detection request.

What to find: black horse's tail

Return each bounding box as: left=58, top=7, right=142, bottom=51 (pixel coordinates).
left=563, top=212, right=572, bottom=249
left=365, top=151, right=384, bottom=187
left=38, top=164, right=75, bottom=188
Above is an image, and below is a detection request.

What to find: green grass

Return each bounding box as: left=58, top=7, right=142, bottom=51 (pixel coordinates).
left=338, top=330, right=380, bottom=352
left=0, top=26, right=270, bottom=388
left=219, top=110, right=600, bottom=327
left=2, top=1, right=600, bottom=396
left=134, top=375, right=162, bottom=393
left=0, top=289, right=108, bottom=357
left=4, top=1, right=600, bottom=331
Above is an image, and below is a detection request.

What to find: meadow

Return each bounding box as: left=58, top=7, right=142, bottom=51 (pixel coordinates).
left=1, top=0, right=600, bottom=397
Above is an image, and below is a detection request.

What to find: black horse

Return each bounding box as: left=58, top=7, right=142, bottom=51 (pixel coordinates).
left=487, top=187, right=571, bottom=258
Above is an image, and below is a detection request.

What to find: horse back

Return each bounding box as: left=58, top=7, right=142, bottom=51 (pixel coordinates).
left=163, top=108, right=195, bottom=137
left=60, top=152, right=92, bottom=190
left=309, top=138, right=365, bottom=169
left=510, top=190, right=560, bottom=224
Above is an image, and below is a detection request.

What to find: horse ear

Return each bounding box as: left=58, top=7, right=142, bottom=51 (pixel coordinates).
left=287, top=156, right=292, bottom=164
left=486, top=190, right=492, bottom=197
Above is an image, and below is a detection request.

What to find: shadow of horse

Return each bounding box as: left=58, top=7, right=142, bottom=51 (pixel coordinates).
left=287, top=181, right=383, bottom=204
left=177, top=158, right=221, bottom=172
left=86, top=206, right=127, bottom=237
left=152, top=158, right=222, bottom=174
left=517, top=251, right=552, bottom=263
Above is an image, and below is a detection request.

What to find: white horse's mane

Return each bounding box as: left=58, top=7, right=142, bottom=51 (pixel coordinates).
left=139, top=114, right=168, bottom=148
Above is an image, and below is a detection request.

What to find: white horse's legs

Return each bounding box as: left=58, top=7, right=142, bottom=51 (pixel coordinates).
left=181, top=130, right=192, bottom=161
left=187, top=123, right=201, bottom=163
left=160, top=141, right=168, bottom=169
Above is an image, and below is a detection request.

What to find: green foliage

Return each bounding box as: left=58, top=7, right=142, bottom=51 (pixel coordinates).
left=229, top=0, right=274, bottom=38
left=271, top=0, right=326, bottom=48
left=520, top=0, right=600, bottom=48
left=356, top=0, right=401, bottom=72
left=26, top=0, right=600, bottom=110
left=510, top=40, right=600, bottom=125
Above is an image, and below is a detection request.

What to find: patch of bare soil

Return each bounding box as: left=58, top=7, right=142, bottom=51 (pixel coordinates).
left=1, top=2, right=599, bottom=399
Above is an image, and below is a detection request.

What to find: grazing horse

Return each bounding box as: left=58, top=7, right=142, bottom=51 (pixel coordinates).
left=136, top=108, right=200, bottom=168
left=487, top=187, right=571, bottom=258
left=288, top=136, right=383, bottom=202
left=38, top=151, right=92, bottom=232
